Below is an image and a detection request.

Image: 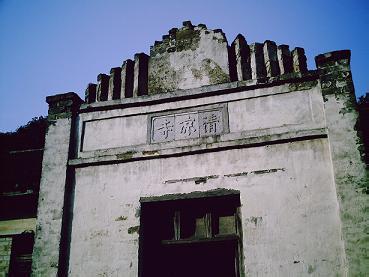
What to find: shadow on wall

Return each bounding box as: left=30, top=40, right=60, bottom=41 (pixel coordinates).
left=358, top=93, right=369, bottom=168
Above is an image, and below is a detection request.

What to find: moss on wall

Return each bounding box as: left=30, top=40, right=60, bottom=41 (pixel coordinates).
left=201, top=59, right=230, bottom=84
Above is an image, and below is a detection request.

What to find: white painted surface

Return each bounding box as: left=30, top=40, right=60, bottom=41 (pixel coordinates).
left=80, top=85, right=325, bottom=153
left=82, top=115, right=147, bottom=151
left=69, top=139, right=345, bottom=276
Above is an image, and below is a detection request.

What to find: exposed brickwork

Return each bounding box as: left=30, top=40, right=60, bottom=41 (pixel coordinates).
left=0, top=237, right=12, bottom=277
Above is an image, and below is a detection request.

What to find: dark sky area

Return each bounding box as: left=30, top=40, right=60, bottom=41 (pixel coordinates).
left=0, top=0, right=368, bottom=131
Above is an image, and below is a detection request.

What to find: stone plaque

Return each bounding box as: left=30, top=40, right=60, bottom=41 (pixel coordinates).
left=152, top=116, right=175, bottom=143
left=199, top=110, right=223, bottom=137
left=175, top=112, right=199, bottom=140
left=150, top=104, right=228, bottom=143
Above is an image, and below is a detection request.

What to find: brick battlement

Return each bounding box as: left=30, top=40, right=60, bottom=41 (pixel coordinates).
left=85, top=21, right=310, bottom=104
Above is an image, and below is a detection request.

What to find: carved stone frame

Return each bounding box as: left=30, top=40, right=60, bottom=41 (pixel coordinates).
left=147, top=103, right=229, bottom=144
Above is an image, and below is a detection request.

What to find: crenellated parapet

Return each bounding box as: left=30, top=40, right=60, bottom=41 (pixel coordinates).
left=84, top=21, right=310, bottom=104
left=228, top=34, right=308, bottom=82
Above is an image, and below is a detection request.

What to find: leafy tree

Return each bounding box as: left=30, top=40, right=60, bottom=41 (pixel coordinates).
left=0, top=116, right=47, bottom=151
left=0, top=116, right=47, bottom=193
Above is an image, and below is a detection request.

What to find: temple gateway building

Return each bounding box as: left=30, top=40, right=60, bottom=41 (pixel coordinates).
left=25, top=21, right=369, bottom=276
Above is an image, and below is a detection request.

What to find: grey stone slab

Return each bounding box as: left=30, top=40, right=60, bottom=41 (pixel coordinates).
left=151, top=115, right=175, bottom=143
left=199, top=109, right=223, bottom=137
left=175, top=112, right=199, bottom=140
left=148, top=104, right=228, bottom=144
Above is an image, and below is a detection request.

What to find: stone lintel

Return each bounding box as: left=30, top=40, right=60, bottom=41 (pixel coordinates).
left=46, top=92, right=83, bottom=117
left=140, top=188, right=240, bottom=204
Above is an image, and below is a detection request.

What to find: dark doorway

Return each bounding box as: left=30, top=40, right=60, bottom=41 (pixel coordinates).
left=164, top=238, right=238, bottom=277
left=138, top=189, right=243, bottom=277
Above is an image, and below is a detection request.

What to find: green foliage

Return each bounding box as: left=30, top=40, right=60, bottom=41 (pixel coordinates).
left=0, top=116, right=47, bottom=151
left=0, top=116, right=47, bottom=193
left=358, top=93, right=369, bottom=105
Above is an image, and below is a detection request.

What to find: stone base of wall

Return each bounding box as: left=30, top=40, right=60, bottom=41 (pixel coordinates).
left=0, top=237, right=12, bottom=277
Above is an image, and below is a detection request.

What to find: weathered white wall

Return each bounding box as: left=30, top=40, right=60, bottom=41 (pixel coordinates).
left=64, top=79, right=349, bottom=276
left=228, top=88, right=324, bottom=133
left=32, top=117, right=74, bottom=277
left=69, top=138, right=344, bottom=276
left=316, top=52, right=369, bottom=275
left=148, top=25, right=230, bottom=94
left=82, top=115, right=147, bottom=151
left=79, top=83, right=325, bottom=154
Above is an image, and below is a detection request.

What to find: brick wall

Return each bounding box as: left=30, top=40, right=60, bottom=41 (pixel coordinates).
left=0, top=237, right=12, bottom=277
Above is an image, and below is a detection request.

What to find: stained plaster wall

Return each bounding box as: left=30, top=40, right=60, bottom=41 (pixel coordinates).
left=316, top=51, right=369, bottom=275
left=32, top=93, right=82, bottom=277
left=31, top=117, right=72, bottom=276
left=31, top=21, right=369, bottom=274
left=78, top=82, right=324, bottom=154
left=148, top=25, right=229, bottom=94
left=66, top=80, right=346, bottom=276
left=70, top=139, right=344, bottom=276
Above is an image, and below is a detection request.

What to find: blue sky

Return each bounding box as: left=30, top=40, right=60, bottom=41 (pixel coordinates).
left=0, top=0, right=368, bottom=132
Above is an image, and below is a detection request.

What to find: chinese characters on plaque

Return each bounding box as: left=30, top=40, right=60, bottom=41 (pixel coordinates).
left=151, top=109, right=225, bottom=143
